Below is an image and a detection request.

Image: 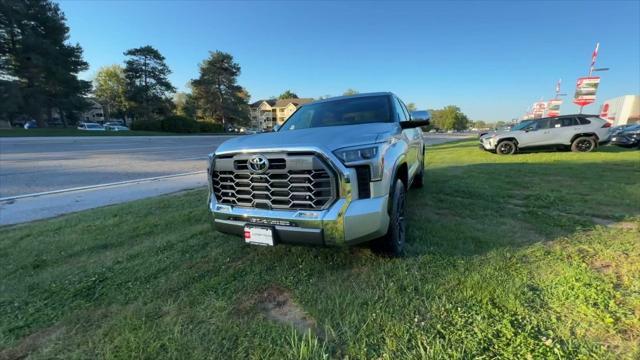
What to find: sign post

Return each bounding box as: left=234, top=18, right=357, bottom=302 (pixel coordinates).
left=573, top=42, right=602, bottom=113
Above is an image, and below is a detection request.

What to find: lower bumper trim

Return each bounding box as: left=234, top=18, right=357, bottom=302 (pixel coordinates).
left=214, top=219, right=324, bottom=246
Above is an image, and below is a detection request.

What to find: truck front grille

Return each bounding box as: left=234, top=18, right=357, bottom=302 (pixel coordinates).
left=211, top=152, right=337, bottom=210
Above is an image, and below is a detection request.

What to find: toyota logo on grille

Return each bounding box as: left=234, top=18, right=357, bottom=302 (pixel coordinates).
left=247, top=155, right=269, bottom=173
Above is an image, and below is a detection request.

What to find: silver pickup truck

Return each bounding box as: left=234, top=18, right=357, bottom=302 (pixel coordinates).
left=207, top=92, right=429, bottom=255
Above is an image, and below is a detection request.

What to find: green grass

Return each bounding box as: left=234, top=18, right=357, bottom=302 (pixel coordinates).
left=0, top=128, right=226, bottom=137
left=1, top=141, right=639, bottom=359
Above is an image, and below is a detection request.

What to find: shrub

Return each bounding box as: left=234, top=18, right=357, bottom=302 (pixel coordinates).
left=199, top=121, right=224, bottom=133
left=131, top=120, right=162, bottom=131
left=160, top=115, right=200, bottom=133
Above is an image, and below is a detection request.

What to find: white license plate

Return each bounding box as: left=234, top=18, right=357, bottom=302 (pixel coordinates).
left=244, top=225, right=274, bottom=246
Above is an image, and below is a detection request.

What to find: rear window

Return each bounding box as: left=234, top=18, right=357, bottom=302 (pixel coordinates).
left=578, top=117, right=593, bottom=125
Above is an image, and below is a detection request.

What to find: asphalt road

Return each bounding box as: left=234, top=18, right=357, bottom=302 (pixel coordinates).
left=0, top=133, right=468, bottom=225
left=0, top=135, right=233, bottom=198
left=0, top=134, right=464, bottom=198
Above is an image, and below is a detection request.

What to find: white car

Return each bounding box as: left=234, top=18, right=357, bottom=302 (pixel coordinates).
left=480, top=115, right=611, bottom=154
left=105, top=124, right=129, bottom=131
left=77, top=123, right=105, bottom=131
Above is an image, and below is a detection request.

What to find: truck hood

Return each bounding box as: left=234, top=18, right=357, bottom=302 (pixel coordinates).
left=215, top=123, right=399, bottom=154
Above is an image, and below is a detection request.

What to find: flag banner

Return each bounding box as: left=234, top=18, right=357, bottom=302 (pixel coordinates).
left=573, top=76, right=600, bottom=106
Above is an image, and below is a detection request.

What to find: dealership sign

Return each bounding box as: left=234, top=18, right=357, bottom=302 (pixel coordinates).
left=532, top=101, right=546, bottom=118
left=573, top=76, right=600, bottom=106
left=546, top=99, right=563, bottom=117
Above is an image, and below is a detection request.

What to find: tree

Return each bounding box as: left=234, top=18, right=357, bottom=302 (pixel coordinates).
left=0, top=0, right=91, bottom=127
left=278, top=90, right=298, bottom=99
left=428, top=106, right=470, bottom=130
left=406, top=102, right=417, bottom=112
left=123, top=45, right=175, bottom=122
left=173, top=91, right=197, bottom=119
left=343, top=88, right=359, bottom=96
left=191, top=51, right=250, bottom=128
left=93, top=65, right=127, bottom=121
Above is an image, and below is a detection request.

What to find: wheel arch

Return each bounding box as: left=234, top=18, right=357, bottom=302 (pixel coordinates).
left=571, top=132, right=599, bottom=143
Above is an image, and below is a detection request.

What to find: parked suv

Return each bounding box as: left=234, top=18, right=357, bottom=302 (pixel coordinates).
left=207, top=93, right=429, bottom=255
left=480, top=115, right=611, bottom=154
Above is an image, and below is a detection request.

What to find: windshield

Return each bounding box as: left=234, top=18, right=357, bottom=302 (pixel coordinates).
left=511, top=120, right=535, bottom=131
left=280, top=95, right=392, bottom=131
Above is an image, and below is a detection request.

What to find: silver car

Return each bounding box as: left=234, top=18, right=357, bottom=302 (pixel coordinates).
left=480, top=115, right=611, bottom=154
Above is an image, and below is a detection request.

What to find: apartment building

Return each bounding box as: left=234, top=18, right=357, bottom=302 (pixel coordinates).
left=249, top=98, right=314, bottom=131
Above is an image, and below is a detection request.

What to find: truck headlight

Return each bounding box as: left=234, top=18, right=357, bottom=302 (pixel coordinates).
left=333, top=144, right=385, bottom=181
left=334, top=146, right=378, bottom=162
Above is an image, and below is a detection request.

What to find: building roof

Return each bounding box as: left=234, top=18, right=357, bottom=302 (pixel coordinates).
left=250, top=99, right=276, bottom=107
left=274, top=98, right=314, bottom=107
left=250, top=98, right=314, bottom=108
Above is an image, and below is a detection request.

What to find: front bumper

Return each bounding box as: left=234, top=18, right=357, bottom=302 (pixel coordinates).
left=610, top=135, right=640, bottom=147
left=209, top=195, right=389, bottom=246
left=208, top=148, right=390, bottom=247
left=480, top=137, right=496, bottom=150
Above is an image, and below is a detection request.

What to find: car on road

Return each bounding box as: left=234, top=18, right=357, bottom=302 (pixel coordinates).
left=480, top=114, right=611, bottom=154
left=610, top=124, right=640, bottom=148
left=104, top=123, right=130, bottom=131
left=207, top=92, right=430, bottom=255
left=23, top=120, right=38, bottom=129
left=77, top=122, right=105, bottom=131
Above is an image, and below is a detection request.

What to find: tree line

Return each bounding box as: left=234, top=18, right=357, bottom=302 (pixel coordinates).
left=1, top=0, right=252, bottom=129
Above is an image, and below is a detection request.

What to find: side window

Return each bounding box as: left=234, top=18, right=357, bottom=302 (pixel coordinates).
left=534, top=119, right=550, bottom=130
left=393, top=97, right=407, bottom=122
left=577, top=117, right=591, bottom=125
left=561, top=117, right=578, bottom=127
left=550, top=118, right=562, bottom=128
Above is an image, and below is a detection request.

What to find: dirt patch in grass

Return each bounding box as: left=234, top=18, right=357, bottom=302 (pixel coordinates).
left=245, top=286, right=322, bottom=338
left=0, top=325, right=64, bottom=360
left=591, top=218, right=638, bottom=230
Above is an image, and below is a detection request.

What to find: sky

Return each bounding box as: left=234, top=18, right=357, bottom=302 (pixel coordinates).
left=58, top=0, right=640, bottom=121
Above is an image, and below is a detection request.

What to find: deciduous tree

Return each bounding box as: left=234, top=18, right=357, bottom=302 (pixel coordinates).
left=94, top=65, right=127, bottom=121
left=278, top=90, right=298, bottom=99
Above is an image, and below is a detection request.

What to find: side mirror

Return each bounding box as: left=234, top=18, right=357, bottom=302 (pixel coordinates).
left=272, top=124, right=281, bottom=132
left=401, top=110, right=431, bottom=129
left=524, top=126, right=534, bottom=132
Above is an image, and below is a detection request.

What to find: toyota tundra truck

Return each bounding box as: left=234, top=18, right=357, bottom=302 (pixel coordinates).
left=207, top=92, right=430, bottom=255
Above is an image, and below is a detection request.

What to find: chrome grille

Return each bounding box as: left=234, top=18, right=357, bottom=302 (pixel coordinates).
left=211, top=153, right=337, bottom=210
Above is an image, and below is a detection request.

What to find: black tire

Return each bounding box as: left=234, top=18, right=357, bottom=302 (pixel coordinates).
left=496, top=140, right=517, bottom=155
left=571, top=136, right=596, bottom=152
left=374, top=179, right=407, bottom=256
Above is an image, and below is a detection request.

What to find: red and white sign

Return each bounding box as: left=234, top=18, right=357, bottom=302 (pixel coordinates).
left=546, top=99, right=563, bottom=117
left=532, top=101, right=546, bottom=118
left=573, top=76, right=600, bottom=106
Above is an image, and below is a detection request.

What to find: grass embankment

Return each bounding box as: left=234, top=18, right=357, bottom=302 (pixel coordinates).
left=1, top=141, right=639, bottom=359
left=0, top=129, right=227, bottom=137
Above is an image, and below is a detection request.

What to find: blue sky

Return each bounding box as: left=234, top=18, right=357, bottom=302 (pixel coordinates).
left=59, top=0, right=639, bottom=121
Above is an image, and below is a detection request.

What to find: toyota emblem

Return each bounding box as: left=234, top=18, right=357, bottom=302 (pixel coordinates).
left=247, top=155, right=269, bottom=173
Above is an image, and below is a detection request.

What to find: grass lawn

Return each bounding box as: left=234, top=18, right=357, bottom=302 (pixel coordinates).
left=0, top=129, right=227, bottom=137
left=1, top=141, right=639, bottom=359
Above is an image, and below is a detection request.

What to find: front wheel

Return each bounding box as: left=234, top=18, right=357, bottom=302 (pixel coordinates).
left=373, top=179, right=407, bottom=256
left=571, top=136, right=596, bottom=152
left=496, top=140, right=517, bottom=155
